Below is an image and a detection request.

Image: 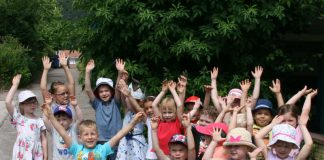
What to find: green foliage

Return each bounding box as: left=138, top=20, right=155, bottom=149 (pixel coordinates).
left=72, top=0, right=323, bottom=96
left=0, top=36, right=31, bottom=88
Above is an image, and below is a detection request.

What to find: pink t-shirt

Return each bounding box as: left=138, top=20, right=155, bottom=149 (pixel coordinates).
left=157, top=118, right=182, bottom=155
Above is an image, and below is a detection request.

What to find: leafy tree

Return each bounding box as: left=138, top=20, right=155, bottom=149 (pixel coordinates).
left=73, top=0, right=323, bottom=96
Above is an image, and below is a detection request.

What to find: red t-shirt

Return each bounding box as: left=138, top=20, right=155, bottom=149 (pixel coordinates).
left=157, top=118, right=182, bottom=155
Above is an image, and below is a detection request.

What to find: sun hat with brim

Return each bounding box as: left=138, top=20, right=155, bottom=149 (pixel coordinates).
left=268, top=124, right=299, bottom=149
left=196, top=122, right=229, bottom=136
left=223, top=127, right=256, bottom=149
left=169, top=134, right=187, bottom=146
left=252, top=99, right=275, bottom=115
left=228, top=88, right=242, bottom=98
left=131, top=89, right=145, bottom=100
left=95, top=77, right=114, bottom=91
left=53, top=106, right=73, bottom=119
left=18, top=90, right=37, bottom=103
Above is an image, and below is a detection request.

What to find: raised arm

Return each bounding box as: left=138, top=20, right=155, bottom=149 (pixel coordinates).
left=182, top=114, right=196, bottom=160
left=250, top=66, right=263, bottom=109
left=296, top=114, right=313, bottom=160
left=228, top=105, right=244, bottom=131
left=169, top=81, right=183, bottom=119
left=85, top=59, right=96, bottom=102
left=70, top=95, right=83, bottom=125
left=301, top=89, right=317, bottom=117
left=5, top=74, right=21, bottom=117
left=40, top=56, right=52, bottom=102
left=255, top=116, right=283, bottom=158
left=42, top=92, right=54, bottom=133
left=117, top=79, right=144, bottom=113
left=114, top=58, right=126, bottom=103
left=189, top=99, right=201, bottom=119
left=59, top=52, right=75, bottom=96
left=151, top=116, right=169, bottom=160
left=41, top=130, right=48, bottom=160
left=203, top=85, right=212, bottom=107
left=109, top=112, right=146, bottom=147
left=41, top=103, right=72, bottom=148
left=152, top=80, right=168, bottom=119
left=239, top=79, right=251, bottom=108
left=202, top=127, right=226, bottom=160
left=245, top=99, right=254, bottom=134
left=269, top=79, right=284, bottom=107
left=177, top=75, right=187, bottom=106
left=286, top=86, right=312, bottom=105
left=210, top=67, right=222, bottom=113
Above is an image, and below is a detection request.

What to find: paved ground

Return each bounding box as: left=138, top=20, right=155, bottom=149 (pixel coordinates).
left=0, top=68, right=95, bottom=159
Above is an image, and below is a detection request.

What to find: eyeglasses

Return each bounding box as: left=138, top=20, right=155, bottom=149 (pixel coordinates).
left=55, top=92, right=69, bottom=96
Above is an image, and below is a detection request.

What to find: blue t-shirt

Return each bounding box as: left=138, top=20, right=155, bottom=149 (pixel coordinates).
left=91, top=98, right=122, bottom=141
left=69, top=142, right=113, bottom=160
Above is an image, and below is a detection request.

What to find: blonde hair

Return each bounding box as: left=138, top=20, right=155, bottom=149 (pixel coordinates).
left=18, top=97, right=38, bottom=115
left=159, top=97, right=177, bottom=111
left=78, top=120, right=97, bottom=134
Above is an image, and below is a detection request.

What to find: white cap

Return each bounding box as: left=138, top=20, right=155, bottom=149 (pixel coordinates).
left=18, top=90, right=37, bottom=103
left=95, top=78, right=114, bottom=90
left=128, top=83, right=145, bottom=100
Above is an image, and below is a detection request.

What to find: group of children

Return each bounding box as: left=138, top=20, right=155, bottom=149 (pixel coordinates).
left=5, top=53, right=317, bottom=160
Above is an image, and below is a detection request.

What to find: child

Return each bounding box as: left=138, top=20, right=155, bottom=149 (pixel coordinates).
left=116, top=79, right=147, bottom=159
left=152, top=80, right=184, bottom=155
left=196, top=123, right=229, bottom=159
left=223, top=127, right=257, bottom=160
left=40, top=54, right=75, bottom=112
left=42, top=92, right=83, bottom=159
left=252, top=99, right=275, bottom=145
left=151, top=114, right=196, bottom=160
left=41, top=102, right=146, bottom=159
left=5, top=74, right=47, bottom=160
left=85, top=59, right=123, bottom=158
left=184, top=96, right=202, bottom=123
left=143, top=96, right=158, bottom=160
left=255, top=116, right=313, bottom=159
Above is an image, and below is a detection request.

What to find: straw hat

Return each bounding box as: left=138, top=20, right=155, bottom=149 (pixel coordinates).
left=223, top=127, right=256, bottom=149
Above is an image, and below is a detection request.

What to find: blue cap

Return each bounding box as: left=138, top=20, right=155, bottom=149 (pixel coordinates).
left=253, top=99, right=275, bottom=115
left=53, top=106, right=73, bottom=118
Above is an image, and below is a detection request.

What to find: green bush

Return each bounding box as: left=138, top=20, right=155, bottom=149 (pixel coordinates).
left=0, top=36, right=32, bottom=89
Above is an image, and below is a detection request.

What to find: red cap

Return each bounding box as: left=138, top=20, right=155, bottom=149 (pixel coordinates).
left=185, top=96, right=200, bottom=103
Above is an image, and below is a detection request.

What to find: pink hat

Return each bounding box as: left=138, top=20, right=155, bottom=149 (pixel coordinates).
left=169, top=134, right=187, bottom=146
left=228, top=88, right=242, bottom=98
left=268, top=124, right=299, bottom=149
left=196, top=123, right=228, bottom=135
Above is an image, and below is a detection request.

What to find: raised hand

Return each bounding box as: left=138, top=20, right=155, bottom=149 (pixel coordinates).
left=306, top=89, right=318, bottom=99
left=86, top=59, right=95, bottom=72
left=248, top=147, right=263, bottom=159
left=44, top=92, right=53, bottom=104
left=58, top=52, right=68, bottom=67
left=115, top=58, right=125, bottom=72
left=151, top=116, right=159, bottom=130
left=251, top=66, right=263, bottom=79
left=161, top=80, right=169, bottom=92
left=12, top=74, right=21, bottom=86
left=120, top=71, right=129, bottom=81
left=269, top=79, right=281, bottom=93
left=211, top=67, right=218, bottom=80
left=299, top=86, right=313, bottom=96
left=240, top=79, right=251, bottom=92
left=271, top=115, right=284, bottom=125
left=181, top=113, right=191, bottom=128
left=42, top=56, right=52, bottom=70
left=211, top=127, right=226, bottom=142
left=168, top=80, right=176, bottom=91
left=132, top=111, right=146, bottom=124
left=230, top=105, right=245, bottom=113
left=176, top=75, right=187, bottom=93
left=69, top=95, right=77, bottom=107
left=204, top=85, right=213, bottom=93
left=117, top=79, right=130, bottom=96
left=41, top=103, right=53, bottom=118
left=226, top=95, right=235, bottom=106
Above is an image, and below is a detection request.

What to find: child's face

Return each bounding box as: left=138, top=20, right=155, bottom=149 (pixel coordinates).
left=198, top=114, right=214, bottom=126
left=20, top=98, right=38, bottom=114
left=161, top=107, right=176, bottom=122
left=79, top=126, right=99, bottom=148
left=144, top=101, right=154, bottom=118
left=272, top=140, right=294, bottom=159
left=169, top=143, right=188, bottom=160
left=281, top=112, right=297, bottom=128
left=98, top=85, right=113, bottom=102
left=53, top=85, right=69, bottom=105
left=185, top=103, right=200, bottom=122
left=55, top=114, right=72, bottom=130
left=253, top=109, right=272, bottom=127
left=228, top=145, right=250, bottom=160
